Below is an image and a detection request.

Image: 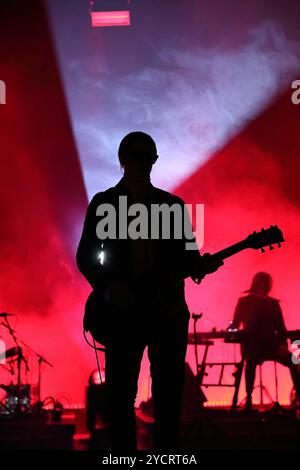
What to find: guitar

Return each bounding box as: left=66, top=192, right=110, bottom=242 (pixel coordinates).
left=84, top=225, right=284, bottom=346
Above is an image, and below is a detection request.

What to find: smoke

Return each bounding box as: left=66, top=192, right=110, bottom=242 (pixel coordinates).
left=175, top=85, right=300, bottom=404
left=47, top=14, right=300, bottom=198
left=41, top=0, right=300, bottom=405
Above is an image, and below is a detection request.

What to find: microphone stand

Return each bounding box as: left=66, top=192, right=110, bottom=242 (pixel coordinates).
left=0, top=325, right=15, bottom=414
left=192, top=313, right=203, bottom=386
left=1, top=316, right=53, bottom=414
left=12, top=338, right=53, bottom=410
left=2, top=318, right=30, bottom=415
left=36, top=353, right=53, bottom=410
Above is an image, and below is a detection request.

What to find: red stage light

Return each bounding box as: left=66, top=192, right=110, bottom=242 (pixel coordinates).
left=91, top=10, right=130, bottom=27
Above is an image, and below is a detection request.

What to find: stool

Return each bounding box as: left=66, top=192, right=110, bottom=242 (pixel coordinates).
left=254, top=361, right=279, bottom=406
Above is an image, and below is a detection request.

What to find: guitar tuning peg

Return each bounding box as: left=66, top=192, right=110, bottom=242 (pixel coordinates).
left=277, top=242, right=281, bottom=248
left=269, top=245, right=274, bottom=250
left=261, top=248, right=265, bottom=253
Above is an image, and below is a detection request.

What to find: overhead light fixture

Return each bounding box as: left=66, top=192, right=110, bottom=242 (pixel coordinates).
left=90, top=0, right=131, bottom=28
left=0, top=80, right=6, bottom=105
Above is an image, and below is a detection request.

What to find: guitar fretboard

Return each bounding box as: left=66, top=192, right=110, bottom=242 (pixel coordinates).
left=212, top=240, right=248, bottom=261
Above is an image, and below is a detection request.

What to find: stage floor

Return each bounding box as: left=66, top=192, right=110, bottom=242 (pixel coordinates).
left=1, top=406, right=300, bottom=451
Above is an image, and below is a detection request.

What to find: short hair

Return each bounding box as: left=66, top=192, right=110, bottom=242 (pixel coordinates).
left=118, top=131, right=157, bottom=163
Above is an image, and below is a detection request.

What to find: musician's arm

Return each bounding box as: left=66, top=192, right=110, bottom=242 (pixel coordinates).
left=229, top=299, right=243, bottom=330
left=274, top=301, right=288, bottom=346
left=181, top=226, right=204, bottom=284
left=176, top=198, right=222, bottom=283
left=76, top=193, right=109, bottom=290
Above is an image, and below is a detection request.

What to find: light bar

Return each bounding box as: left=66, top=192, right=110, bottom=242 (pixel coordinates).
left=91, top=10, right=130, bottom=27
left=0, top=80, right=6, bottom=105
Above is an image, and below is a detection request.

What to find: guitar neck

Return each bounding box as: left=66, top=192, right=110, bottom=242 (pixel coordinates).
left=213, top=239, right=248, bottom=261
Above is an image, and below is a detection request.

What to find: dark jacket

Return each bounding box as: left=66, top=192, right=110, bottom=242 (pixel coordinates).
left=233, top=293, right=287, bottom=359
left=76, top=178, right=202, bottom=321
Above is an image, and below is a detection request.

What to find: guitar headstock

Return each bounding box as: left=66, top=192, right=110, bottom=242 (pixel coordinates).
left=246, top=225, right=284, bottom=252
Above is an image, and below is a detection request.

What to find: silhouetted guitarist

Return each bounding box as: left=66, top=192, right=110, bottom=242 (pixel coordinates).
left=77, top=131, right=222, bottom=450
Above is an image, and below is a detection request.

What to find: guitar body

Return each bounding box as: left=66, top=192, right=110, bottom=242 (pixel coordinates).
left=84, top=282, right=138, bottom=346
left=84, top=290, right=111, bottom=346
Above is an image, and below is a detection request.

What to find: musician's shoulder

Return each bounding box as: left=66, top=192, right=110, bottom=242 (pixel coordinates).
left=88, top=191, right=105, bottom=207
left=267, top=295, right=281, bottom=304
left=237, top=294, right=261, bottom=305
left=152, top=186, right=185, bottom=205
left=240, top=293, right=281, bottom=304
left=90, top=187, right=117, bottom=204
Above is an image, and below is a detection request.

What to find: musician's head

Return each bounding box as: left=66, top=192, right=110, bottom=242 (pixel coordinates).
left=118, top=132, right=158, bottom=180
left=247, top=272, right=273, bottom=296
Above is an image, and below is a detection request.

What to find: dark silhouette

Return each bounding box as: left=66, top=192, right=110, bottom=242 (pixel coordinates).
left=232, top=272, right=300, bottom=410
left=77, top=131, right=222, bottom=450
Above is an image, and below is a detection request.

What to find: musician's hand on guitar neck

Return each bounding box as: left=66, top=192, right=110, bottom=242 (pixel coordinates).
left=194, top=253, right=224, bottom=283
left=202, top=252, right=224, bottom=273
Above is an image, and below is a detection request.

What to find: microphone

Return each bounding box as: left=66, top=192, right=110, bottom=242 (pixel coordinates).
left=192, top=313, right=203, bottom=321
left=0, top=313, right=15, bottom=317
